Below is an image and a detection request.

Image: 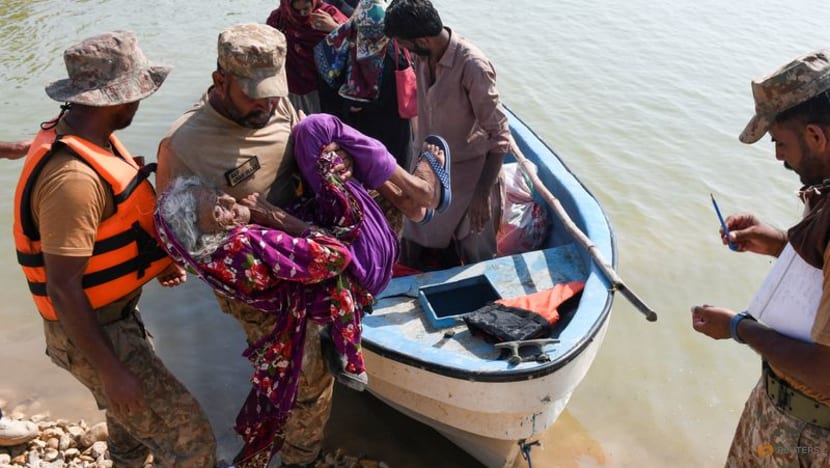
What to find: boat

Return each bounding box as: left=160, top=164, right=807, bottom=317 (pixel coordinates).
left=360, top=107, right=617, bottom=468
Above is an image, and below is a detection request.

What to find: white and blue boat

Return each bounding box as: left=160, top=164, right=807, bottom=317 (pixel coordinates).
left=361, top=107, right=619, bottom=468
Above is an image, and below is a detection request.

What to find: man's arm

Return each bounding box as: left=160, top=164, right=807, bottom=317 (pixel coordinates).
left=37, top=157, right=147, bottom=416
left=155, top=137, right=175, bottom=193
left=44, top=253, right=147, bottom=415
left=0, top=140, right=32, bottom=160
left=739, top=318, right=830, bottom=395
left=692, top=304, right=830, bottom=395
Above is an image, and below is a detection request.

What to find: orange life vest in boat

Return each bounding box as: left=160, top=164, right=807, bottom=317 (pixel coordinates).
left=463, top=281, right=586, bottom=342
left=13, top=127, right=172, bottom=321
left=496, top=281, right=586, bottom=326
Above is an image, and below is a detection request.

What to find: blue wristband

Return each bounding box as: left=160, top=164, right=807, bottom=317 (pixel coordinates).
left=730, top=311, right=755, bottom=344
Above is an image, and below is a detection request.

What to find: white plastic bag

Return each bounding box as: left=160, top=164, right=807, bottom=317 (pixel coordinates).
left=497, top=162, right=552, bottom=256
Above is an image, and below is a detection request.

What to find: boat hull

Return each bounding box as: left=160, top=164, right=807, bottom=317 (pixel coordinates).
left=365, top=317, right=610, bottom=467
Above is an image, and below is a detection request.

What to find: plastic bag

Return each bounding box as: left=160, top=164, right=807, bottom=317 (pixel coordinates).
left=496, top=162, right=552, bottom=256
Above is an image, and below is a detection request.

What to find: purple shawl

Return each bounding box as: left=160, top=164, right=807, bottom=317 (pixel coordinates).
left=290, top=113, right=399, bottom=295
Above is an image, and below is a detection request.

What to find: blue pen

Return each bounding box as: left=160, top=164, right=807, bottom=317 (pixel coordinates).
left=710, top=193, right=738, bottom=251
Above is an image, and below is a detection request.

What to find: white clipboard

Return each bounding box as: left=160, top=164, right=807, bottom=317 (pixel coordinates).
left=747, top=243, right=823, bottom=342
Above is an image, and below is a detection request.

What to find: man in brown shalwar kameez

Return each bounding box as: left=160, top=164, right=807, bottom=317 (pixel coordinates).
left=385, top=0, right=511, bottom=270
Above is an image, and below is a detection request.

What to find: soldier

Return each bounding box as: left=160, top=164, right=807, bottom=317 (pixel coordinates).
left=156, top=25, right=329, bottom=466
left=12, top=31, right=216, bottom=466
left=157, top=23, right=445, bottom=467
left=691, top=49, right=830, bottom=466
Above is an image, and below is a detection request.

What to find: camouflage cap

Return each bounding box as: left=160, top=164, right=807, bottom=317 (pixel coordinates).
left=45, top=31, right=171, bottom=106
left=218, top=23, right=288, bottom=99
left=740, top=49, right=830, bottom=144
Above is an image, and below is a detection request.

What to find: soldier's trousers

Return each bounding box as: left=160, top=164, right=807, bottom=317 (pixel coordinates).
left=43, top=310, right=216, bottom=467
left=727, top=378, right=830, bottom=468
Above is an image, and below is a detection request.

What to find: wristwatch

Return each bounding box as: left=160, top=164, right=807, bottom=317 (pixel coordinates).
left=729, top=311, right=756, bottom=344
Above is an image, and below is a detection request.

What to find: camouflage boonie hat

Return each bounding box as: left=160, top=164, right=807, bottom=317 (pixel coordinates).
left=740, top=49, right=830, bottom=144
left=218, top=23, right=288, bottom=99
left=45, top=31, right=171, bottom=106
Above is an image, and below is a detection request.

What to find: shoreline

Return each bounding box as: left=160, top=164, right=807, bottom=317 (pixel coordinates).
left=0, top=404, right=111, bottom=467
left=0, top=406, right=390, bottom=468
left=0, top=382, right=486, bottom=468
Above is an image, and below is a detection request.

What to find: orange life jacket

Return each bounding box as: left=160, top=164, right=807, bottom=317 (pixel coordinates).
left=13, top=127, right=172, bottom=321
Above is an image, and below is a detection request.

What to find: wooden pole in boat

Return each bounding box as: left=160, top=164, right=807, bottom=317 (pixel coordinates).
left=509, top=137, right=658, bottom=322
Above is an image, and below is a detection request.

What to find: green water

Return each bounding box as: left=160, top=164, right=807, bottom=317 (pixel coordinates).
left=2, top=0, right=829, bottom=466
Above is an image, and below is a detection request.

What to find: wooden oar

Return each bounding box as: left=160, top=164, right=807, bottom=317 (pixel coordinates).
left=509, top=137, right=658, bottom=322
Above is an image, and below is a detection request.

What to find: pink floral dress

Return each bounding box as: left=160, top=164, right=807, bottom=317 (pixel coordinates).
left=155, top=159, right=375, bottom=465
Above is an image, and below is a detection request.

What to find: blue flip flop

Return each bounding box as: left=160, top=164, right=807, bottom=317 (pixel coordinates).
left=419, top=135, right=452, bottom=213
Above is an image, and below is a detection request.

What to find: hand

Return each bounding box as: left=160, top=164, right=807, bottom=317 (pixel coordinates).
left=723, top=212, right=787, bottom=256
left=690, top=304, right=735, bottom=340
left=156, top=262, right=186, bottom=287
left=240, top=192, right=279, bottom=226
left=101, top=366, right=147, bottom=417
left=240, top=192, right=309, bottom=235
left=310, top=10, right=338, bottom=32
left=467, top=193, right=492, bottom=234
left=333, top=150, right=353, bottom=181
left=0, top=139, right=32, bottom=160
left=321, top=143, right=353, bottom=181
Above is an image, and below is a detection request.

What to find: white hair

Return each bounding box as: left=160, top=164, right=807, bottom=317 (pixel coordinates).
left=158, top=176, right=228, bottom=259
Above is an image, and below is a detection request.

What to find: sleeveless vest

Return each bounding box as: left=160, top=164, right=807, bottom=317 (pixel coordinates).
left=13, top=128, right=171, bottom=320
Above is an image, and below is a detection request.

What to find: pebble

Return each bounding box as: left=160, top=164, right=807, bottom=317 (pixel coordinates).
left=63, top=448, right=79, bottom=458
left=88, top=441, right=107, bottom=459
left=46, top=437, right=59, bottom=450
left=0, top=412, right=390, bottom=468
left=0, top=413, right=116, bottom=467
left=59, top=434, right=73, bottom=451
left=79, top=423, right=107, bottom=449
left=313, top=448, right=388, bottom=468
left=43, top=447, right=59, bottom=462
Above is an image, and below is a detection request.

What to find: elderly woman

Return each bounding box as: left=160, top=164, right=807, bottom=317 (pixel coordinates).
left=156, top=113, right=449, bottom=466
left=156, top=174, right=371, bottom=467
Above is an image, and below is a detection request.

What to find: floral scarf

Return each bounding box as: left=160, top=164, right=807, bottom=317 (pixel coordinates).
left=314, top=0, right=388, bottom=102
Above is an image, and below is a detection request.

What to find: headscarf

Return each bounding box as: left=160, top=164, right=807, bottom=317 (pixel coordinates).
left=314, top=0, right=389, bottom=102
left=266, top=0, right=348, bottom=95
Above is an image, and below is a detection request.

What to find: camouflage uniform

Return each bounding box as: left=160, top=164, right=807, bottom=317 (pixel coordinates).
left=726, top=49, right=830, bottom=468
left=215, top=294, right=334, bottom=465
left=32, top=30, right=217, bottom=467
left=160, top=23, right=336, bottom=466
left=44, top=303, right=216, bottom=467
left=726, top=379, right=830, bottom=468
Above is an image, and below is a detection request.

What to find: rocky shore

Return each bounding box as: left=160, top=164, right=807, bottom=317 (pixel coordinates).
left=0, top=413, right=115, bottom=468
left=0, top=403, right=388, bottom=468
